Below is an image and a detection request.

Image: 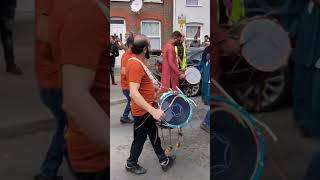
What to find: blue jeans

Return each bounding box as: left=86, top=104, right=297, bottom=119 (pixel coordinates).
left=122, top=90, right=131, bottom=118
left=39, top=89, right=67, bottom=177
left=202, top=109, right=211, bottom=128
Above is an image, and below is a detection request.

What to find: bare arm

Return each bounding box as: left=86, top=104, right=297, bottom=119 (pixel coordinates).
left=129, top=82, right=165, bottom=121
left=62, top=65, right=109, bottom=150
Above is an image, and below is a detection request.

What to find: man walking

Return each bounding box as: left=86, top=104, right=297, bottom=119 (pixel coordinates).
left=125, top=34, right=175, bottom=174
left=49, top=0, right=109, bottom=179
left=110, top=35, right=119, bottom=85
left=0, top=0, right=22, bottom=75
left=161, top=31, right=185, bottom=92
left=34, top=0, right=66, bottom=179
left=120, top=36, right=134, bottom=123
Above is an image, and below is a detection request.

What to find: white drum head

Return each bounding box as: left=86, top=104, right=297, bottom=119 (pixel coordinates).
left=240, top=19, right=291, bottom=72
left=185, top=67, right=201, bottom=84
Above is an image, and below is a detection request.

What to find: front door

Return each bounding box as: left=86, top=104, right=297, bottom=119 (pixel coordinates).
left=110, top=18, right=126, bottom=67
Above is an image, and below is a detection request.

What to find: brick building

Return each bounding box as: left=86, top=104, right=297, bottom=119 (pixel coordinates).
left=110, top=0, right=173, bottom=52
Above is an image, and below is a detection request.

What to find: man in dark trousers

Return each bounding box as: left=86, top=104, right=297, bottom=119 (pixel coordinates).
left=125, top=34, right=175, bottom=174
left=34, top=1, right=67, bottom=180
left=110, top=35, right=119, bottom=85
left=0, top=0, right=23, bottom=75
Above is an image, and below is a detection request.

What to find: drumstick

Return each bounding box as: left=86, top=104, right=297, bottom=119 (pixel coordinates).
left=176, top=86, right=197, bottom=107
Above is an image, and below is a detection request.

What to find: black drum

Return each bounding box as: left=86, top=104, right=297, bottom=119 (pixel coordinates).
left=211, top=96, right=264, bottom=180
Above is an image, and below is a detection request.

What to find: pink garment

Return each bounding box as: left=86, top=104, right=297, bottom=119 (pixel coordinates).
left=161, top=43, right=181, bottom=92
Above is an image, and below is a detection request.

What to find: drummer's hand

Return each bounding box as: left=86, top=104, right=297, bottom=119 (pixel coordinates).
left=151, top=109, right=165, bottom=122
left=179, top=73, right=186, bottom=80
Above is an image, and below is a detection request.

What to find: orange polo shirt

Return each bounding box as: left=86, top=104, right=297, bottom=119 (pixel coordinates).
left=34, top=0, right=61, bottom=89
left=121, top=49, right=138, bottom=90
left=126, top=57, right=155, bottom=116
left=49, top=0, right=109, bottom=172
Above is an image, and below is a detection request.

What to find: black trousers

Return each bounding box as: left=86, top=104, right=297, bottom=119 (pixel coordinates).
left=0, top=5, right=16, bottom=66
left=74, top=169, right=109, bottom=180
left=127, top=113, right=166, bottom=165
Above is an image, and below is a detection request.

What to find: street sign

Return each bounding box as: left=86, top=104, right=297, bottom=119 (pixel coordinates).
left=178, top=14, right=186, bottom=29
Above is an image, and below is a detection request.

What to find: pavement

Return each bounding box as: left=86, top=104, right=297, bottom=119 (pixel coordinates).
left=1, top=9, right=320, bottom=180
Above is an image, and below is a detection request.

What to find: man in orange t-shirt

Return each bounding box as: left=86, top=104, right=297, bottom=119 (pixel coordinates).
left=34, top=0, right=66, bottom=179
left=48, top=0, right=109, bottom=179
left=120, top=36, right=134, bottom=123
left=125, top=35, right=175, bottom=175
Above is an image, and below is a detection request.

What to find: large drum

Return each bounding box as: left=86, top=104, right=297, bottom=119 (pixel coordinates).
left=224, top=17, right=291, bottom=72
left=158, top=91, right=195, bottom=129
left=212, top=96, right=264, bottom=180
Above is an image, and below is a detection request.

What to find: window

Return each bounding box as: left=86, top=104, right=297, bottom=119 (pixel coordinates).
left=141, top=20, right=161, bottom=50
left=186, top=0, right=199, bottom=6
left=186, top=24, right=201, bottom=45
left=110, top=19, right=125, bottom=24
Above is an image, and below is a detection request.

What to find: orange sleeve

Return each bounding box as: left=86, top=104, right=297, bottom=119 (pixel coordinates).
left=127, top=61, right=145, bottom=84
left=121, top=52, right=128, bottom=68
left=59, top=3, right=107, bottom=70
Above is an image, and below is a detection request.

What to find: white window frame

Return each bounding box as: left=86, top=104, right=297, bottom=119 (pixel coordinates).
left=185, top=0, right=202, bottom=7
left=141, top=20, right=162, bottom=50
left=185, top=23, right=202, bottom=45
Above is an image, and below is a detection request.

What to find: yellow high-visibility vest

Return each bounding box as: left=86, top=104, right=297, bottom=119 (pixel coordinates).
left=216, top=0, right=245, bottom=25
left=175, top=44, right=187, bottom=71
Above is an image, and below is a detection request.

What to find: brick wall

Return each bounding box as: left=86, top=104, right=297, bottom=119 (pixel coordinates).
left=111, top=0, right=173, bottom=49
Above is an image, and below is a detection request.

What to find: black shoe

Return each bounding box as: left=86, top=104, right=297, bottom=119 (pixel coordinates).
left=160, top=155, right=176, bottom=172
left=200, top=123, right=210, bottom=133
left=120, top=117, right=134, bottom=123
left=112, top=82, right=118, bottom=85
left=125, top=164, right=147, bottom=175
left=34, top=174, right=63, bottom=180
left=6, top=64, right=23, bottom=75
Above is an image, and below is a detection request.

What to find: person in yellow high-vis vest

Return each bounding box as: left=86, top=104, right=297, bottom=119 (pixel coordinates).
left=175, top=33, right=187, bottom=71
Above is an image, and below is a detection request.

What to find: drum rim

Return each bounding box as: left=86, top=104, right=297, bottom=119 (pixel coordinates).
left=159, top=91, right=193, bottom=129
left=212, top=96, right=264, bottom=180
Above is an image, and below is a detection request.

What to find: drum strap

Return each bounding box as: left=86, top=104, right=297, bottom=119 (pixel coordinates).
left=129, top=57, right=160, bottom=86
